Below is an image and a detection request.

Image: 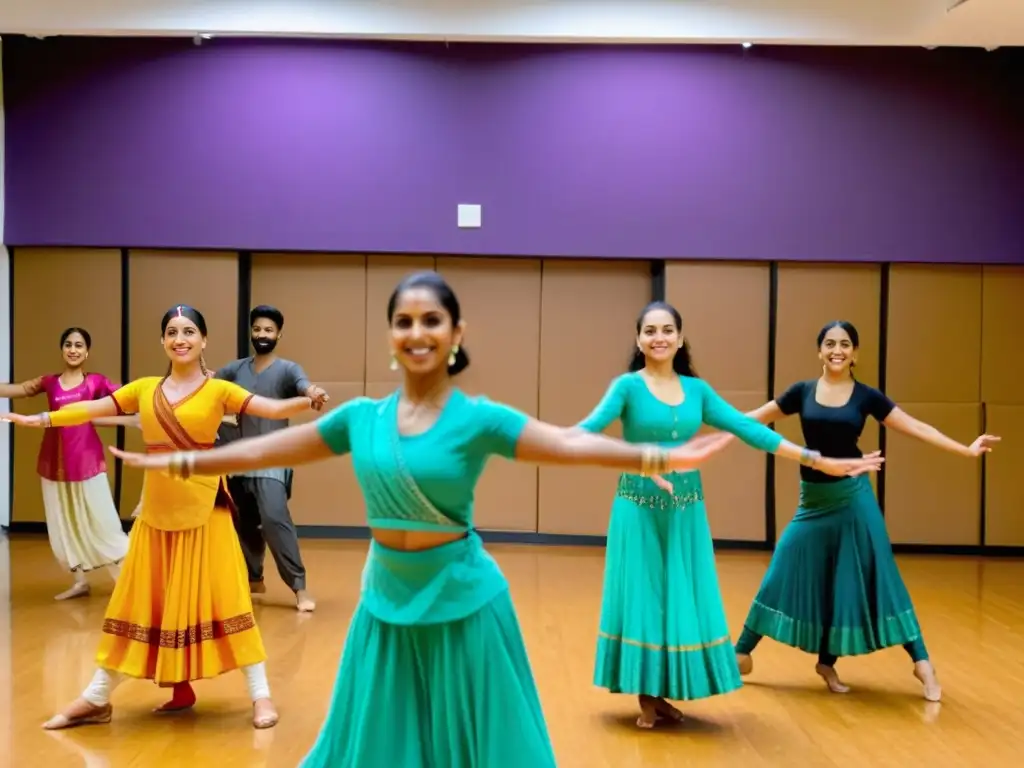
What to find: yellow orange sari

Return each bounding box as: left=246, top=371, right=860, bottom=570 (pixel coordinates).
left=69, top=376, right=265, bottom=683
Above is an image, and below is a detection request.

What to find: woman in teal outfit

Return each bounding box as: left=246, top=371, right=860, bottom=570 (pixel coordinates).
left=695, top=320, right=998, bottom=702
left=579, top=302, right=886, bottom=729
left=108, top=273, right=799, bottom=767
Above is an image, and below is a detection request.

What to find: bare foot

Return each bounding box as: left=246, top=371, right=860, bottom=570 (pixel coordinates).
left=42, top=698, right=112, bottom=730
left=653, top=697, right=684, bottom=723
left=736, top=652, right=753, bottom=676
left=249, top=581, right=267, bottom=595
left=252, top=697, right=279, bottom=729
left=913, top=660, right=942, bottom=702
left=815, top=663, right=851, bottom=694
left=636, top=695, right=658, bottom=729
left=295, top=590, right=316, bottom=613
left=55, top=583, right=90, bottom=601
left=154, top=682, right=196, bottom=713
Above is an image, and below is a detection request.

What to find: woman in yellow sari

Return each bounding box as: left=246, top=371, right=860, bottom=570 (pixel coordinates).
left=2, top=305, right=315, bottom=730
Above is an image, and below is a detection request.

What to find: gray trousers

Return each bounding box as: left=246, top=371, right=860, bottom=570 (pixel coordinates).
left=227, top=476, right=306, bottom=592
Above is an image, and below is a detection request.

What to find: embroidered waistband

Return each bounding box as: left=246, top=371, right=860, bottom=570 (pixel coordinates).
left=615, top=472, right=704, bottom=511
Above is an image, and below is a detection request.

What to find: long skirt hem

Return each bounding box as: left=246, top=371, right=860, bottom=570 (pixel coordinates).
left=42, top=474, right=129, bottom=573
left=594, top=472, right=742, bottom=701
left=742, top=475, right=924, bottom=659
left=300, top=533, right=556, bottom=768
left=94, top=508, right=266, bottom=684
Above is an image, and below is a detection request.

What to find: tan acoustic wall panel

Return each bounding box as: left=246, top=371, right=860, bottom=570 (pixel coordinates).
left=12, top=248, right=122, bottom=523
left=665, top=262, right=770, bottom=541
left=537, top=260, right=651, bottom=536
left=884, top=403, right=982, bottom=545
left=120, top=250, right=239, bottom=517
left=774, top=264, right=881, bottom=538
left=251, top=254, right=368, bottom=527
left=436, top=258, right=541, bottom=532
left=980, top=266, right=1024, bottom=406
left=983, top=405, right=1024, bottom=546
left=886, top=265, right=982, bottom=404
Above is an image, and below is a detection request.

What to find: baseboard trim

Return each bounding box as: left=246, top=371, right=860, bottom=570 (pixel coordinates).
left=5, top=522, right=1022, bottom=558
left=295, top=525, right=772, bottom=550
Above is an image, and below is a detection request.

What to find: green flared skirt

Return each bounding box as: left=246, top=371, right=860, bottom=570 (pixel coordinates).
left=743, top=474, right=922, bottom=657
left=593, top=471, right=742, bottom=700
left=300, top=532, right=556, bottom=768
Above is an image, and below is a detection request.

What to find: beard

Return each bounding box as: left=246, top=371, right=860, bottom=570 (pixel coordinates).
left=252, top=337, right=277, bottom=355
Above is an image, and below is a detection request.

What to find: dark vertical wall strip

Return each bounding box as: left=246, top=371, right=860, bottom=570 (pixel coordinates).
left=650, top=260, right=666, bottom=302
left=979, top=402, right=987, bottom=546
left=5, top=248, right=15, bottom=527
left=877, top=263, right=890, bottom=515
left=237, top=251, right=252, bottom=359
left=765, top=262, right=779, bottom=545
left=113, top=248, right=130, bottom=516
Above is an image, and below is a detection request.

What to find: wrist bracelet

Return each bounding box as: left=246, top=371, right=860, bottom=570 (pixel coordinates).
left=169, top=451, right=196, bottom=480
left=800, top=448, right=822, bottom=467
left=640, top=445, right=670, bottom=477
left=41, top=412, right=52, bottom=428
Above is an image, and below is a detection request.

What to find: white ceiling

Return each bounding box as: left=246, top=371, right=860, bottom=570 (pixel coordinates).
left=0, top=0, right=1020, bottom=48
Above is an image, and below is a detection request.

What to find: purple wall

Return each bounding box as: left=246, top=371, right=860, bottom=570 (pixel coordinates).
left=4, top=36, right=1023, bottom=262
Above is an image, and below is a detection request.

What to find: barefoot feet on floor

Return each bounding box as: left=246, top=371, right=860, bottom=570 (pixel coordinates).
left=54, top=583, right=90, bottom=601
left=295, top=590, right=316, bottom=612
left=252, top=698, right=279, bottom=729
left=653, top=697, right=684, bottom=723
left=636, top=695, right=659, bottom=729
left=913, top=660, right=942, bottom=702
left=42, top=698, right=112, bottom=730
left=155, top=682, right=196, bottom=713
left=815, top=663, right=851, bottom=694
left=736, top=652, right=753, bottom=676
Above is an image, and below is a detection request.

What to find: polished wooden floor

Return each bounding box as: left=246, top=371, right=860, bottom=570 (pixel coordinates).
left=2, top=533, right=1023, bottom=767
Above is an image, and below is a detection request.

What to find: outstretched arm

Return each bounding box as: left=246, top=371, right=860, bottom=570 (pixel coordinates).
left=1, top=396, right=119, bottom=428
left=0, top=377, right=45, bottom=400
left=686, top=400, right=787, bottom=452
left=576, top=376, right=629, bottom=434
left=94, top=414, right=142, bottom=428
left=698, top=382, right=878, bottom=476
left=883, top=407, right=999, bottom=457
left=244, top=395, right=314, bottom=420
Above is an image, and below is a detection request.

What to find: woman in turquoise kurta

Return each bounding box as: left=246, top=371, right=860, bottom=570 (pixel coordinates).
left=107, top=273, right=815, bottom=767
left=579, top=302, right=886, bottom=728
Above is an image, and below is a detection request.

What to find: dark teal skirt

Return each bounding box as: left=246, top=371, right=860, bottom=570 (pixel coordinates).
left=593, top=471, right=742, bottom=700
left=300, top=533, right=556, bottom=768
left=743, top=475, right=922, bottom=657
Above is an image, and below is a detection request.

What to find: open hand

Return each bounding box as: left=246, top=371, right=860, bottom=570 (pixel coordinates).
left=0, top=412, right=46, bottom=428
left=815, top=450, right=885, bottom=478
left=306, top=386, right=330, bottom=412
left=967, top=434, right=1000, bottom=457
left=109, top=446, right=171, bottom=471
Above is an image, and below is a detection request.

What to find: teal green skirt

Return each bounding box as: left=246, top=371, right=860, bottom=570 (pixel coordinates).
left=300, top=532, right=556, bottom=768
left=743, top=475, right=922, bottom=657
left=594, top=471, right=742, bottom=700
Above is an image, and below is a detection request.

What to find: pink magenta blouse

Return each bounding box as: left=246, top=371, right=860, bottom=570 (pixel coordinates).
left=37, top=373, right=118, bottom=483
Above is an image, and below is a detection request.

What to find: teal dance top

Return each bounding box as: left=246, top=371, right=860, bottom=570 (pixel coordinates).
left=578, top=373, right=783, bottom=453
left=315, top=388, right=528, bottom=533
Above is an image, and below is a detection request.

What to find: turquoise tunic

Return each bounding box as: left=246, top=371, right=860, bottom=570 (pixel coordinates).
left=579, top=373, right=781, bottom=701
left=300, top=389, right=556, bottom=768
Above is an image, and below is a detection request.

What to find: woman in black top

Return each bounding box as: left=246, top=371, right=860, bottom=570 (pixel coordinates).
left=693, top=321, right=998, bottom=702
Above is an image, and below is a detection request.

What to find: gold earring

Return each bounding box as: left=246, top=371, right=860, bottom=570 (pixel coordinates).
left=448, top=345, right=459, bottom=366
left=389, top=355, right=399, bottom=371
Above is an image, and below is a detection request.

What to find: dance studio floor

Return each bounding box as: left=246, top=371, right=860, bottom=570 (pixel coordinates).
left=2, top=533, right=1023, bottom=767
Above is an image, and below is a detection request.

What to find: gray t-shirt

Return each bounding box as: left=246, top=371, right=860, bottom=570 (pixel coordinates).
left=215, top=357, right=312, bottom=483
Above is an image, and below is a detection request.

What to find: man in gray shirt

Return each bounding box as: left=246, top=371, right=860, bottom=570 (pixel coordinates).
left=215, top=305, right=329, bottom=613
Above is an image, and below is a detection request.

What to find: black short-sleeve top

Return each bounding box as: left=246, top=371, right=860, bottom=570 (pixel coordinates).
left=775, top=379, right=896, bottom=484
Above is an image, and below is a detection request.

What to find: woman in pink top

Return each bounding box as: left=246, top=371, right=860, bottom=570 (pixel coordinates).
left=1, top=327, right=135, bottom=600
